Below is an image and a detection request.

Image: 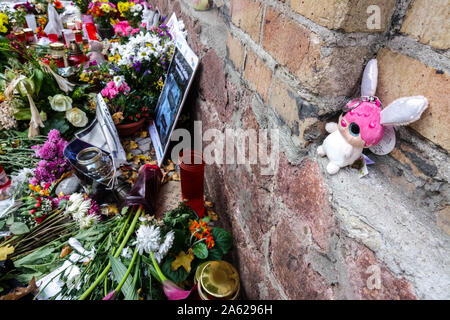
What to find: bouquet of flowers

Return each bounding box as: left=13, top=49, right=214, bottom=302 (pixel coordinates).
left=101, top=76, right=152, bottom=125
left=117, top=0, right=149, bottom=28
left=107, top=26, right=173, bottom=114
left=30, top=129, right=70, bottom=185
left=88, top=0, right=118, bottom=29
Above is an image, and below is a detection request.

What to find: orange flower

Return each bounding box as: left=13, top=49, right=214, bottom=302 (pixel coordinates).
left=189, top=219, right=215, bottom=249
left=54, top=1, right=63, bottom=9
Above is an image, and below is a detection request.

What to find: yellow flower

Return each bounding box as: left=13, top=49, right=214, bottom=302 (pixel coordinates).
left=100, top=3, right=111, bottom=13
left=0, top=13, right=8, bottom=25
left=118, top=2, right=130, bottom=13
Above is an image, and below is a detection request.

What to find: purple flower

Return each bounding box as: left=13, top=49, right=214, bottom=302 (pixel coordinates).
left=30, top=130, right=70, bottom=185
left=132, top=61, right=142, bottom=72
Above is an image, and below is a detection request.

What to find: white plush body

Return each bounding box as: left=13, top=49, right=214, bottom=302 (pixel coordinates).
left=318, top=123, right=363, bottom=175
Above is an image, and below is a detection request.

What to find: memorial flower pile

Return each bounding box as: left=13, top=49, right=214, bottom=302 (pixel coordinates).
left=0, top=1, right=237, bottom=302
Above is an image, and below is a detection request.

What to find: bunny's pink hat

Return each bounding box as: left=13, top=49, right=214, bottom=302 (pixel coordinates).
left=342, top=99, right=385, bottom=147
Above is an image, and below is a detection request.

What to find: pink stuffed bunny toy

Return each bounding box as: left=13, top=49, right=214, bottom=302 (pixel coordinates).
left=318, top=59, right=429, bottom=175
left=86, top=40, right=106, bottom=66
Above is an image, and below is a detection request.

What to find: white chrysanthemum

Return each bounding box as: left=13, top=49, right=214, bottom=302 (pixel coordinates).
left=67, top=193, right=84, bottom=213
left=133, top=225, right=161, bottom=255
left=72, top=200, right=91, bottom=222
left=79, top=214, right=99, bottom=229
left=121, top=247, right=132, bottom=260
left=154, top=230, right=175, bottom=263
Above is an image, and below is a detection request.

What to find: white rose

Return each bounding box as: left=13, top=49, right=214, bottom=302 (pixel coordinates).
left=66, top=108, right=88, bottom=127
left=49, top=94, right=73, bottom=112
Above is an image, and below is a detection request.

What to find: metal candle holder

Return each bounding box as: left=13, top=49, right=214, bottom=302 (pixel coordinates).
left=76, top=147, right=115, bottom=188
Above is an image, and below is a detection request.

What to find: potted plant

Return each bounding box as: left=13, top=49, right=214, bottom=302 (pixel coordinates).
left=101, top=77, right=152, bottom=136
left=87, top=0, right=118, bottom=39
left=106, top=24, right=173, bottom=118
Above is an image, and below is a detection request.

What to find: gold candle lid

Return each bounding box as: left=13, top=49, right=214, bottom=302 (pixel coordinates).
left=194, top=261, right=210, bottom=284
left=49, top=42, right=65, bottom=50
left=200, top=261, right=239, bottom=298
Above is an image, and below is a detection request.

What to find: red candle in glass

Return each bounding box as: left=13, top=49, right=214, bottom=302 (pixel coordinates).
left=74, top=30, right=83, bottom=43
left=178, top=150, right=206, bottom=218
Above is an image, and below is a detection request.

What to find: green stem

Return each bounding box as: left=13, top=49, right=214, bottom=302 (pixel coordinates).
left=114, top=247, right=139, bottom=296
left=149, top=251, right=166, bottom=282
left=78, top=206, right=143, bottom=300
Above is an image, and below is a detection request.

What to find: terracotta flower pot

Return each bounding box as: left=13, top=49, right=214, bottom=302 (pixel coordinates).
left=115, top=118, right=146, bottom=137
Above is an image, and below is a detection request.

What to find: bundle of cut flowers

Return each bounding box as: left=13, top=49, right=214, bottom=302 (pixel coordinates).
left=30, top=129, right=70, bottom=186
left=0, top=130, right=46, bottom=175
left=88, top=0, right=119, bottom=29
left=16, top=202, right=233, bottom=300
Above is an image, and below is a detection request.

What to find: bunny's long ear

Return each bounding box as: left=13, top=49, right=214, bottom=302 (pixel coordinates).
left=380, top=96, right=428, bottom=126
left=361, top=59, right=378, bottom=97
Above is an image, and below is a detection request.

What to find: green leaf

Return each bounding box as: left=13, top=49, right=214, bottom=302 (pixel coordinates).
left=9, top=222, right=30, bottom=235
left=14, top=247, right=56, bottom=267
left=13, top=107, right=32, bottom=120
left=121, top=206, right=129, bottom=215
left=192, top=242, right=208, bottom=260
left=210, top=227, right=233, bottom=255
left=14, top=271, right=43, bottom=285
left=31, top=69, right=44, bottom=96
left=0, top=220, right=5, bottom=230
left=6, top=214, right=14, bottom=225
left=170, top=229, right=188, bottom=255
left=161, top=257, right=189, bottom=283
left=43, top=115, right=70, bottom=136
left=201, top=216, right=211, bottom=223
left=109, top=256, right=138, bottom=300
left=206, top=247, right=223, bottom=261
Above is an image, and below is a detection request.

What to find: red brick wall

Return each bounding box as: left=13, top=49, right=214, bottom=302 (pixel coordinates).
left=149, top=0, right=450, bottom=300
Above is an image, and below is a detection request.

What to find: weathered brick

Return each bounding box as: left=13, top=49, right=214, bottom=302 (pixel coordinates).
left=270, top=77, right=320, bottom=141
left=226, top=33, right=245, bottom=72
left=377, top=48, right=450, bottom=151
left=401, top=0, right=450, bottom=50
left=276, top=155, right=335, bottom=251
left=263, top=7, right=368, bottom=97
left=436, top=206, right=450, bottom=236
left=271, top=218, right=335, bottom=299
left=317, top=46, right=369, bottom=97
left=243, top=50, right=272, bottom=102
left=344, top=240, right=417, bottom=300
left=230, top=0, right=263, bottom=42
left=198, top=49, right=228, bottom=107
left=290, top=0, right=396, bottom=32
left=262, top=7, right=313, bottom=78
